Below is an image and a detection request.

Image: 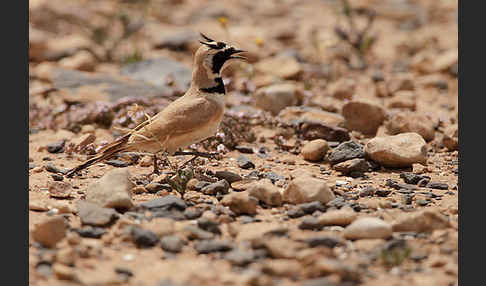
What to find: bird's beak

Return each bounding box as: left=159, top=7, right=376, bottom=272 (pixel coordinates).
left=228, top=49, right=247, bottom=61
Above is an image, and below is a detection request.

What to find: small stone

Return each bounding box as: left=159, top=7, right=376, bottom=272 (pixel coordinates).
left=214, top=171, right=242, bottom=184
left=201, top=179, right=230, bottom=195
left=388, top=90, right=417, bottom=111
left=364, top=133, right=427, bottom=167
left=237, top=155, right=255, bottom=169
left=317, top=208, right=357, bottom=226
left=184, top=207, right=202, bottom=220
left=71, top=133, right=96, bottom=152
left=131, top=186, right=147, bottom=194
left=416, top=199, right=429, bottom=206
left=160, top=235, right=184, bottom=253
left=197, top=217, right=221, bottom=235
left=342, top=100, right=386, bottom=135
left=375, top=189, right=392, bottom=197
left=255, top=56, right=302, bottom=80
left=105, top=159, right=129, bottom=168
left=247, top=179, right=283, bottom=207
left=52, top=263, right=75, bottom=280
left=77, top=201, right=118, bottom=227
left=225, top=248, right=255, bottom=266
left=47, top=141, right=65, bottom=154
left=343, top=217, right=392, bottom=240
left=442, top=124, right=458, bottom=151
left=283, top=175, right=335, bottom=204
left=73, top=226, right=107, bottom=238
left=183, top=225, right=214, bottom=240
left=412, top=163, right=427, bottom=174
left=303, top=236, right=341, bottom=248
left=333, top=158, right=370, bottom=175
left=131, top=227, right=160, bottom=248
left=328, top=141, right=365, bottom=165
left=301, top=139, right=329, bottom=162
left=298, top=201, right=327, bottom=214
left=221, top=192, right=258, bottom=215
left=194, top=239, right=233, bottom=254
left=359, top=186, right=375, bottom=197
left=32, top=216, right=67, bottom=248
left=326, top=197, right=346, bottom=209
left=328, top=78, right=355, bottom=100
left=85, top=169, right=134, bottom=210
left=45, top=162, right=62, bottom=174
left=145, top=182, right=170, bottom=193
left=299, top=216, right=322, bottom=230
left=392, top=209, right=450, bottom=233
left=427, top=182, right=449, bottom=190
left=418, top=178, right=431, bottom=187
left=385, top=112, right=436, bottom=141
left=48, top=181, right=72, bottom=198
left=235, top=145, right=254, bottom=154
left=400, top=172, right=426, bottom=185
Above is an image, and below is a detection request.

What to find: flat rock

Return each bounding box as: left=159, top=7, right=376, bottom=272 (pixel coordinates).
left=194, top=239, right=233, bottom=254
left=85, top=169, right=134, bottom=210
left=160, top=235, right=185, bottom=253
left=328, top=141, right=365, bottom=164
left=392, top=209, right=450, bottom=232
left=237, top=155, right=255, bottom=169
left=221, top=192, right=258, bottom=215
left=301, top=139, right=329, bottom=162
left=214, top=171, right=242, bottom=184
left=255, top=56, right=302, bottom=79
left=201, top=179, right=230, bottom=195
left=385, top=112, right=436, bottom=141
left=317, top=208, right=357, bottom=227
left=254, top=83, right=302, bottom=115
left=343, top=217, right=392, bottom=240
left=333, top=158, right=370, bottom=175
left=48, top=181, right=72, bottom=198
left=342, top=100, right=386, bottom=135
left=283, top=175, right=335, bottom=204
left=247, top=179, right=283, bottom=207
left=278, top=106, right=345, bottom=127
left=365, top=133, right=428, bottom=167
left=139, top=195, right=186, bottom=211
left=32, top=216, right=67, bottom=248
left=77, top=201, right=118, bottom=227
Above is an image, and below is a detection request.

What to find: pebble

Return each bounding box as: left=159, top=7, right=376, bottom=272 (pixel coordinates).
left=184, top=207, right=202, bottom=220
left=52, top=263, right=75, bottom=280
left=342, top=100, right=386, bottom=135
left=201, top=179, right=230, bottom=195
left=237, top=155, right=255, bottom=169
left=71, top=133, right=96, bottom=152
left=343, top=217, right=392, bottom=240
left=254, top=83, right=302, bottom=115
left=131, top=226, right=160, bottom=248
left=77, top=201, right=118, bottom=226
left=392, top=209, right=450, bottom=232
left=299, top=216, right=322, bottom=230
left=51, top=173, right=64, bottom=181
left=183, top=225, right=214, bottom=240
left=303, top=236, right=341, bottom=248
left=32, top=216, right=67, bottom=248
left=45, top=162, right=62, bottom=174
left=359, top=186, right=375, bottom=197
left=194, top=239, right=233, bottom=254
left=145, top=182, right=171, bottom=193
left=235, top=145, right=254, bottom=154
left=317, top=208, right=357, bottom=226
left=73, top=226, right=107, bottom=238
left=247, top=179, right=283, bottom=207
left=197, top=217, right=221, bottom=235
left=283, top=175, right=335, bottom=204
left=400, top=172, right=427, bottom=185
left=328, top=141, right=365, bottom=165
left=139, top=195, right=186, bottom=211
left=221, top=192, right=258, bottom=215
left=298, top=201, right=327, bottom=214
left=301, top=139, right=329, bottom=162
left=442, top=124, right=458, bottom=151
left=214, top=171, right=242, bottom=184
left=225, top=248, right=255, bottom=266
left=47, top=141, right=65, bottom=153
left=375, top=189, right=392, bottom=197
left=85, top=169, right=134, bottom=210
left=427, top=182, right=449, bottom=190
left=160, top=235, right=185, bottom=253
left=364, top=133, right=428, bottom=167
left=333, top=158, right=370, bottom=175
left=48, top=181, right=72, bottom=198
left=105, top=159, right=129, bottom=168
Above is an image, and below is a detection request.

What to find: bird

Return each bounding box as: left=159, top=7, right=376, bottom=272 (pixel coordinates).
left=66, top=33, right=246, bottom=178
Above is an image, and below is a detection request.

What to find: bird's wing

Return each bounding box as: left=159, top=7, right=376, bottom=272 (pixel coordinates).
left=127, top=96, right=224, bottom=145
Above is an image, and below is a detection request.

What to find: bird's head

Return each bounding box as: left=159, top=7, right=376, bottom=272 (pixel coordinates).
left=193, top=33, right=246, bottom=79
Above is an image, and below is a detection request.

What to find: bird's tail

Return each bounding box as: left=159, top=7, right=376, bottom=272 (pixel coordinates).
left=65, top=136, right=130, bottom=178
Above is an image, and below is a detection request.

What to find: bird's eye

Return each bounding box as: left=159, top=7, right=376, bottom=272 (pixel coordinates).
left=217, top=42, right=226, bottom=49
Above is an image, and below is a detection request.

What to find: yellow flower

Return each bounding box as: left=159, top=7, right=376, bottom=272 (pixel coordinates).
left=218, top=17, right=228, bottom=28
left=255, top=37, right=264, bottom=47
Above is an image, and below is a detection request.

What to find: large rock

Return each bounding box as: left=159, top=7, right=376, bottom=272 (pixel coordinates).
left=342, top=100, right=386, bottom=135
left=247, top=179, right=283, bottom=207
left=392, top=209, right=450, bottom=233
left=221, top=192, right=258, bottom=215
left=32, top=216, right=67, bottom=248
left=343, top=217, right=392, bottom=240
left=301, top=139, right=329, bottom=162
left=85, top=169, right=135, bottom=210
left=385, top=112, right=436, bottom=141
left=365, top=133, right=427, bottom=167
left=77, top=201, right=119, bottom=227
left=254, top=83, right=302, bottom=115
left=283, top=175, right=335, bottom=204
left=328, top=141, right=365, bottom=165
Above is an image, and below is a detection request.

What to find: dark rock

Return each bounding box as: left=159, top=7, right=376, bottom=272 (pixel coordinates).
left=77, top=201, right=118, bottom=226
left=416, top=199, right=429, bottom=206
left=73, top=226, right=107, bottom=238
left=300, top=122, right=350, bottom=142
left=403, top=195, right=414, bottom=205
left=184, top=225, right=214, bottom=240
left=287, top=207, right=306, bottom=218
left=237, top=155, right=255, bottom=169
left=304, top=236, right=341, bottom=248
left=145, top=182, right=171, bottom=193
left=263, top=172, right=285, bottom=184
left=299, top=216, right=322, bottom=230
left=201, top=180, right=230, bottom=195
left=160, top=235, right=185, bottom=253
left=235, top=145, right=254, bottom=154
left=45, top=163, right=62, bottom=174
left=298, top=201, right=327, bottom=214
left=427, top=182, right=449, bottom=190
left=47, top=141, right=65, bottom=154
left=184, top=207, right=202, bottom=220
left=197, top=217, right=221, bottom=235
left=375, top=189, right=392, bottom=197
left=225, top=249, right=255, bottom=266
left=51, top=173, right=64, bottom=181
left=326, top=197, right=346, bottom=209
left=400, top=172, right=426, bottom=185
left=386, top=179, right=418, bottom=191
left=194, top=239, right=233, bottom=254
left=121, top=58, right=191, bottom=92
left=131, top=227, right=160, bottom=248
left=359, top=186, right=375, bottom=197
left=139, top=195, right=186, bottom=211
left=105, top=160, right=129, bottom=168
left=214, top=171, right=242, bottom=184
left=418, top=178, right=431, bottom=187
left=115, top=267, right=133, bottom=279
left=328, top=141, right=365, bottom=164
left=194, top=181, right=211, bottom=191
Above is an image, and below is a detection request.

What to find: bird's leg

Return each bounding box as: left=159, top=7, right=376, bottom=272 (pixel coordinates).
left=173, top=151, right=219, bottom=158
left=152, top=154, right=160, bottom=175
left=179, top=155, right=199, bottom=169
left=160, top=151, right=177, bottom=172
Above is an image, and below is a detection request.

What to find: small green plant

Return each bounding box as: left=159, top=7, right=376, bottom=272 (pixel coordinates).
left=166, top=167, right=194, bottom=198
left=380, top=240, right=412, bottom=267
